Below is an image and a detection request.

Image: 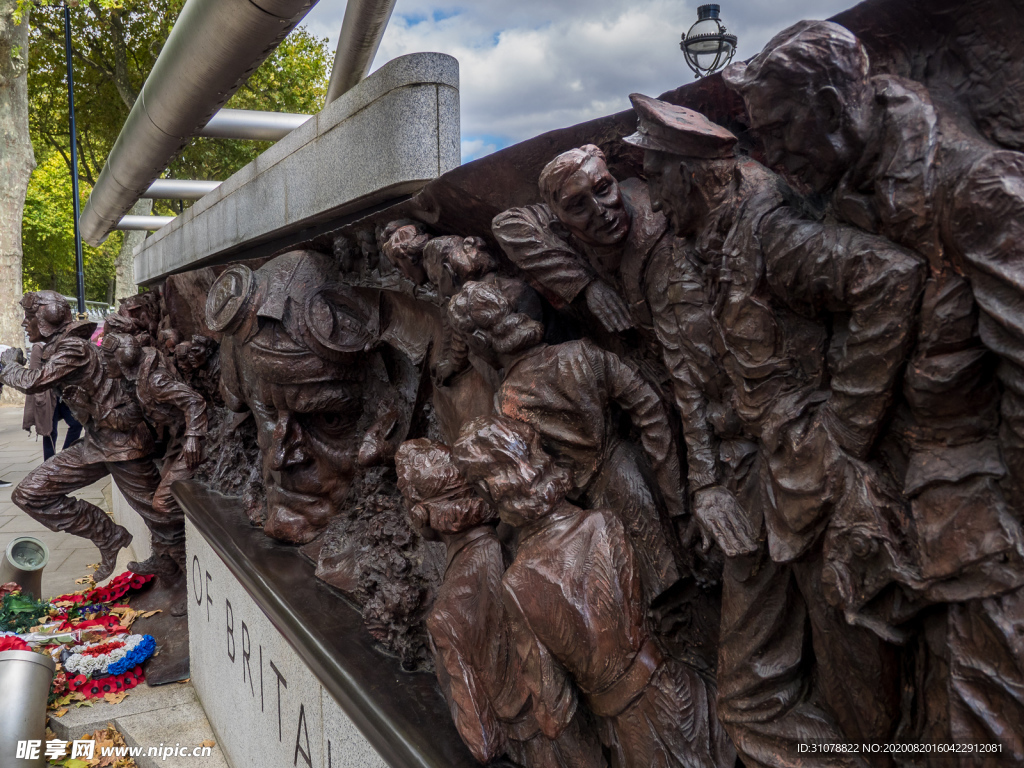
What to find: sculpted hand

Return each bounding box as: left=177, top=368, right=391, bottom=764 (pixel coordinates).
left=693, top=485, right=759, bottom=558
left=0, top=347, right=24, bottom=368
left=183, top=436, right=203, bottom=469
left=585, top=280, right=633, bottom=333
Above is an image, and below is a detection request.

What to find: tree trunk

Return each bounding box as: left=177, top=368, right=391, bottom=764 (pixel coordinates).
left=0, top=0, right=34, bottom=404
left=115, top=197, right=151, bottom=301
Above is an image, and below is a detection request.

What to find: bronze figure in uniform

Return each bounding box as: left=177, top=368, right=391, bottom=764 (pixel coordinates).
left=453, top=415, right=734, bottom=768
left=724, top=20, right=1024, bottom=757
left=626, top=94, right=926, bottom=764
left=102, top=331, right=208, bottom=615
left=0, top=292, right=158, bottom=581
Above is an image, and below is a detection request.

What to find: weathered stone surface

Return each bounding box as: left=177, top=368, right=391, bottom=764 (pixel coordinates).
left=133, top=52, right=460, bottom=285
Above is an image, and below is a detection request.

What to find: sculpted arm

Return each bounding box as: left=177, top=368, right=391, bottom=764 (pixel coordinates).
left=427, top=616, right=506, bottom=763
left=0, top=339, right=87, bottom=394
left=501, top=582, right=577, bottom=741
left=492, top=205, right=595, bottom=308
left=762, top=209, right=925, bottom=457
left=589, top=342, right=687, bottom=520
left=149, top=368, right=208, bottom=439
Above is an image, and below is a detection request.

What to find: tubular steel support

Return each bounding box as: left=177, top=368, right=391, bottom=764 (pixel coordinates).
left=198, top=108, right=311, bottom=140
left=79, top=0, right=319, bottom=246
left=142, top=180, right=222, bottom=200
left=115, top=215, right=177, bottom=231
left=325, top=0, right=398, bottom=104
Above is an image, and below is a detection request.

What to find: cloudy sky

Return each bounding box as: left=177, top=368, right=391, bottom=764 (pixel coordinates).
left=301, top=0, right=854, bottom=161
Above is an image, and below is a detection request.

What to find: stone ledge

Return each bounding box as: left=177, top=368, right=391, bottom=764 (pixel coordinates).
left=134, top=52, right=460, bottom=285
left=172, top=481, right=478, bottom=768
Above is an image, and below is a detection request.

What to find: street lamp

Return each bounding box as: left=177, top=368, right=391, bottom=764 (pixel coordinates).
left=680, top=4, right=737, bottom=78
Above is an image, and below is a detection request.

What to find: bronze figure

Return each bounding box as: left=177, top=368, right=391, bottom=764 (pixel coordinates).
left=453, top=415, right=734, bottom=768
left=626, top=93, right=925, bottom=764
left=0, top=291, right=158, bottom=582
left=448, top=278, right=683, bottom=601
left=396, top=438, right=605, bottom=767
left=102, top=331, right=207, bottom=616
left=724, top=20, right=1024, bottom=758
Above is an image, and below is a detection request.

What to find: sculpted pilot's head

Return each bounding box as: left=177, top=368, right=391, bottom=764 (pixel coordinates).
left=207, top=251, right=382, bottom=544
left=21, top=291, right=72, bottom=343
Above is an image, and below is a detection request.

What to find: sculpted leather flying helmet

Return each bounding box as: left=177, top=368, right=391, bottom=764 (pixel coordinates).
left=21, top=291, right=73, bottom=339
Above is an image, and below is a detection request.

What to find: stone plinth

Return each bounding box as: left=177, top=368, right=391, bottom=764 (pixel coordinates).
left=134, top=51, right=460, bottom=285
left=175, top=482, right=478, bottom=768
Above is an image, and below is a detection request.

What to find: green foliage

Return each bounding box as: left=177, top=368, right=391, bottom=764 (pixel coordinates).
left=0, top=591, right=50, bottom=633
left=22, top=1, right=330, bottom=294
left=169, top=28, right=331, bottom=182
left=22, top=150, right=119, bottom=301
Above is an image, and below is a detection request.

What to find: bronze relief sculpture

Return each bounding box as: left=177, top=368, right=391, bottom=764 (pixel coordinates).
left=722, top=20, right=1024, bottom=759
left=20, top=5, right=1024, bottom=764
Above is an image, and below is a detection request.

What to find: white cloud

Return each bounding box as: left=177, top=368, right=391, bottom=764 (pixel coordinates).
left=301, top=0, right=854, bottom=159
left=460, top=137, right=498, bottom=162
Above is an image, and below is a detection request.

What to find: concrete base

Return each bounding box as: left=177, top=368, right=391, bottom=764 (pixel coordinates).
left=48, top=680, right=228, bottom=768
left=187, top=518, right=387, bottom=768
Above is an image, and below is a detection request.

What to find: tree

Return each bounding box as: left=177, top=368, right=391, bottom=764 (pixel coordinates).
left=22, top=1, right=329, bottom=301
left=0, top=0, right=34, bottom=380
left=22, top=149, right=118, bottom=299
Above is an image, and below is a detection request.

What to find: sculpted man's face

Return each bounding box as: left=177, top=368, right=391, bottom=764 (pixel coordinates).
left=742, top=78, right=856, bottom=194
left=550, top=157, right=631, bottom=246
left=22, top=309, right=42, bottom=343
left=643, top=150, right=703, bottom=237
left=246, top=378, right=363, bottom=543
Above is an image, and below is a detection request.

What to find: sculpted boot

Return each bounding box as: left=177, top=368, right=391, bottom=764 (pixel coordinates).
left=95, top=525, right=134, bottom=582
left=130, top=542, right=188, bottom=617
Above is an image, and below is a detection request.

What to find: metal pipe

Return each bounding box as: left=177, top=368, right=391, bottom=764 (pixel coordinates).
left=325, top=0, right=398, bottom=104
left=142, top=179, right=221, bottom=200
left=80, top=0, right=320, bottom=246
left=63, top=2, right=86, bottom=317
left=115, top=215, right=177, bottom=231
left=198, top=108, right=311, bottom=140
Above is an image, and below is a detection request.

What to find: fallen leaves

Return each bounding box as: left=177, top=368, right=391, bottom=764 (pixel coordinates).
left=102, top=691, right=128, bottom=705
left=107, top=606, right=160, bottom=632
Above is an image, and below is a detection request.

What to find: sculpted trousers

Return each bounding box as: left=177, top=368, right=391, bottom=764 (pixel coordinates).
left=12, top=441, right=164, bottom=549
left=716, top=542, right=900, bottom=768
left=151, top=447, right=190, bottom=550
left=915, top=587, right=1024, bottom=766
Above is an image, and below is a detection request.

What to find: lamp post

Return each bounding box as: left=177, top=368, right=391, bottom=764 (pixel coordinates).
left=680, top=4, right=737, bottom=78
left=62, top=1, right=87, bottom=318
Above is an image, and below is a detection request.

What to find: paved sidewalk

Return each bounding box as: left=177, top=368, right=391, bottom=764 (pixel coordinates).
left=0, top=405, right=135, bottom=598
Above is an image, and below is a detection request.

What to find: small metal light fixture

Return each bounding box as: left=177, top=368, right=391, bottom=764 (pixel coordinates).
left=681, top=4, right=738, bottom=78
